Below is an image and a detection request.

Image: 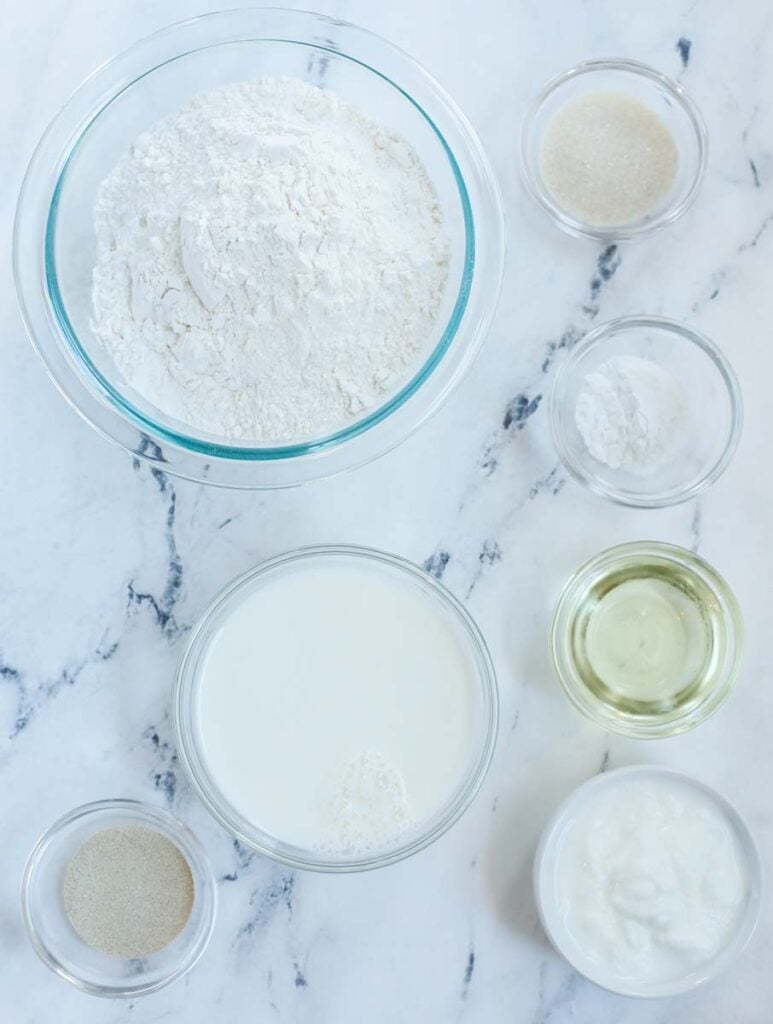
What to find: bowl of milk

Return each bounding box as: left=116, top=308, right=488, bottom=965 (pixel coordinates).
left=174, top=545, right=498, bottom=871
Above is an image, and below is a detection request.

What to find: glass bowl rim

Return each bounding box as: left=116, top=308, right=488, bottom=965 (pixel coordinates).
left=520, top=57, right=708, bottom=241
left=174, top=543, right=500, bottom=872
left=533, top=764, right=763, bottom=998
left=549, top=314, right=744, bottom=509
left=21, top=798, right=217, bottom=998
left=15, top=7, right=504, bottom=477
left=550, top=540, right=744, bottom=739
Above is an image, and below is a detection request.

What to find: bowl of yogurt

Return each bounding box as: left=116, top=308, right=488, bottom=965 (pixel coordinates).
left=14, top=9, right=504, bottom=488
left=534, top=765, right=762, bottom=998
left=174, top=545, right=498, bottom=871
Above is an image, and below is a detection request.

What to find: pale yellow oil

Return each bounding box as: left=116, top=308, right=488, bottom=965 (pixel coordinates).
left=571, top=563, right=716, bottom=715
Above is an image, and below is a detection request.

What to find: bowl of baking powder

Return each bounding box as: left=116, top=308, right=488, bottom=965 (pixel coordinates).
left=550, top=315, right=742, bottom=507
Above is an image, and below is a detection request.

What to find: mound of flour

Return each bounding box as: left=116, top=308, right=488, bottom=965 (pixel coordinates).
left=91, top=76, right=449, bottom=443
left=319, top=750, right=415, bottom=855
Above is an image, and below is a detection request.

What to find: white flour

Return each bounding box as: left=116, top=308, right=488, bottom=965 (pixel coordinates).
left=320, top=750, right=415, bottom=855
left=575, top=355, right=688, bottom=473
left=91, top=76, right=449, bottom=443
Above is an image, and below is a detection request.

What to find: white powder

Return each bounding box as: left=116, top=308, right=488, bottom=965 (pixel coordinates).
left=540, top=92, right=678, bottom=227
left=320, top=750, right=415, bottom=855
left=575, top=355, right=688, bottom=473
left=92, top=76, right=449, bottom=444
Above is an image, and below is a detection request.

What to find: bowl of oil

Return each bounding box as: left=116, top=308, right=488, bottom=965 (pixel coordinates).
left=551, top=541, right=743, bottom=738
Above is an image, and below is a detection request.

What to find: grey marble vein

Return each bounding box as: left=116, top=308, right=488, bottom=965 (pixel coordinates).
left=676, top=36, right=692, bottom=67
left=126, top=467, right=187, bottom=641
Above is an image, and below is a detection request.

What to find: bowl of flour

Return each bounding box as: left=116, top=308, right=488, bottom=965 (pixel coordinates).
left=15, top=9, right=504, bottom=487
left=550, top=316, right=742, bottom=508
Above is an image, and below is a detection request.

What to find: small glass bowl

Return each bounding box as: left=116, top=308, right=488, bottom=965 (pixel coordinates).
left=534, top=765, right=763, bottom=998
left=551, top=542, right=743, bottom=738
left=22, top=800, right=216, bottom=997
left=174, top=544, right=499, bottom=872
left=521, top=58, right=707, bottom=240
left=551, top=316, right=742, bottom=508
left=13, top=9, right=504, bottom=488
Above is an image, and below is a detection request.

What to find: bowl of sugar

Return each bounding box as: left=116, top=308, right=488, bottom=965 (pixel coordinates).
left=14, top=9, right=504, bottom=487
left=550, top=315, right=742, bottom=508
left=521, top=59, right=707, bottom=240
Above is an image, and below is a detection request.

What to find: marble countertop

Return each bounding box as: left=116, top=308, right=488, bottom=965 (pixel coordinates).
left=3, top=0, right=773, bottom=1020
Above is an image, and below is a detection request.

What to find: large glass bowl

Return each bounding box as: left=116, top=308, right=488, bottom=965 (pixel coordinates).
left=174, top=545, right=499, bottom=871
left=14, top=9, right=504, bottom=488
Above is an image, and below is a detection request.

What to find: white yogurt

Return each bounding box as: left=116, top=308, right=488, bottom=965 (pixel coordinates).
left=537, top=768, right=759, bottom=996
left=194, top=553, right=488, bottom=855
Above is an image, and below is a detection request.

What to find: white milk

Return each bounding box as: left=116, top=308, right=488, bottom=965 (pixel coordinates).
left=196, top=557, right=483, bottom=854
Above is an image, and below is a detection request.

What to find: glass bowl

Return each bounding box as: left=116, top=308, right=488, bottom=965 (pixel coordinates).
left=550, top=316, right=742, bottom=508
left=534, top=765, right=763, bottom=998
left=521, top=59, right=707, bottom=241
left=174, top=545, right=499, bottom=872
left=21, top=800, right=216, bottom=997
left=14, top=9, right=504, bottom=488
left=551, top=542, right=743, bottom=738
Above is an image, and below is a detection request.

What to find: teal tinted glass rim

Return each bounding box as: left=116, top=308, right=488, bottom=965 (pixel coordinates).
left=44, top=40, right=475, bottom=462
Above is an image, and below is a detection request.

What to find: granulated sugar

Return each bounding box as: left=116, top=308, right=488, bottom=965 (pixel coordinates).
left=540, top=92, right=678, bottom=227
left=63, top=825, right=194, bottom=959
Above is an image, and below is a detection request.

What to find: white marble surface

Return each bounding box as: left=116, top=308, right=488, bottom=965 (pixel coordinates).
left=3, top=0, right=773, bottom=1019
